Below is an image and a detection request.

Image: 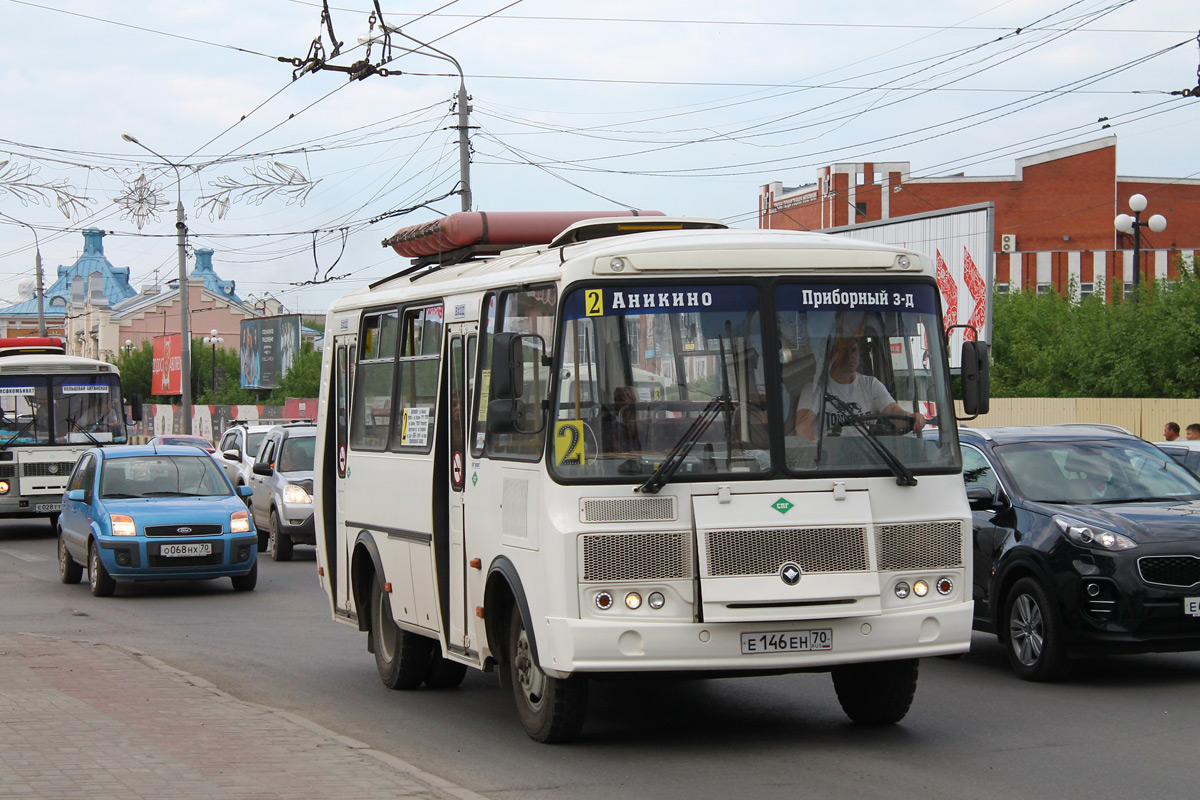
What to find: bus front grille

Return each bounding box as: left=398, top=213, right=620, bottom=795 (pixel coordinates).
left=875, top=522, right=963, bottom=570
left=581, top=532, right=692, bottom=581
left=704, top=527, right=869, bottom=577
left=580, top=496, right=676, bottom=523
left=23, top=462, right=74, bottom=477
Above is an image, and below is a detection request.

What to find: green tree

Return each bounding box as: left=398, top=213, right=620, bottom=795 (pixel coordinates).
left=270, top=342, right=321, bottom=401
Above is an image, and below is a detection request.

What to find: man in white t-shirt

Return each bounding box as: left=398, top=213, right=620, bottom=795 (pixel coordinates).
left=794, top=335, right=925, bottom=438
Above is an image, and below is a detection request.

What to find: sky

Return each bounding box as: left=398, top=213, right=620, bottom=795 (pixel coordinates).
left=1, top=0, right=1198, bottom=316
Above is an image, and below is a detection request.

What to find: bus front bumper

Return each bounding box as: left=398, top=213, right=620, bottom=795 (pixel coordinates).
left=538, top=601, right=973, bottom=677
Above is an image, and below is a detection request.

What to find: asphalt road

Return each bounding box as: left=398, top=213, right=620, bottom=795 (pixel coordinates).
left=3, top=516, right=1198, bottom=800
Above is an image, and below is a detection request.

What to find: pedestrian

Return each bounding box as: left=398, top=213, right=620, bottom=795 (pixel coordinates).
left=1163, top=421, right=1181, bottom=441
left=1187, top=423, right=1200, bottom=441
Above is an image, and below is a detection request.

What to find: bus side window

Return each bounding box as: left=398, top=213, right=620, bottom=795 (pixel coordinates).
left=350, top=310, right=398, bottom=451
left=392, top=304, right=443, bottom=452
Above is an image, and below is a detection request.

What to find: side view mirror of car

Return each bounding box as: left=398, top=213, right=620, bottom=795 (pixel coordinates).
left=223, top=448, right=240, bottom=462
left=66, top=489, right=86, bottom=502
left=966, top=485, right=1000, bottom=511
left=252, top=463, right=273, bottom=477
left=237, top=485, right=254, bottom=498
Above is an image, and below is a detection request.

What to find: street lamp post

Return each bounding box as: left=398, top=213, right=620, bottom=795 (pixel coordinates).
left=0, top=214, right=48, bottom=335
left=203, top=329, right=224, bottom=394
left=121, top=133, right=192, bottom=433
left=122, top=339, right=134, bottom=356
left=1114, top=194, right=1167, bottom=303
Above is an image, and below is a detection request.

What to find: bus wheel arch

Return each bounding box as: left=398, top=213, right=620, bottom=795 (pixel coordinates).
left=351, top=532, right=384, bottom=636
left=484, top=557, right=536, bottom=682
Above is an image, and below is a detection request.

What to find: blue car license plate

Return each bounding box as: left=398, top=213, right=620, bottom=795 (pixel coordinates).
left=160, top=543, right=212, bottom=557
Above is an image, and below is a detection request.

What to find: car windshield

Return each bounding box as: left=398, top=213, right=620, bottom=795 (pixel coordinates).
left=994, top=439, right=1200, bottom=504
left=100, top=455, right=232, bottom=498
left=277, top=436, right=315, bottom=472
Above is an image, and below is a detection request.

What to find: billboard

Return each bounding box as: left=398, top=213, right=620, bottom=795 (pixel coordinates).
left=825, top=203, right=994, bottom=370
left=240, top=315, right=301, bottom=390
left=152, top=333, right=183, bottom=396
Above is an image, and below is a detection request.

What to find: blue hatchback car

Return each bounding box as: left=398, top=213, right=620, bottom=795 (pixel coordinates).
left=56, top=444, right=258, bottom=596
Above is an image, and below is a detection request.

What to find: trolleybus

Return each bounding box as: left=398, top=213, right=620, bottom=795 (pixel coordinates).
left=313, top=212, right=989, bottom=742
left=0, top=337, right=142, bottom=527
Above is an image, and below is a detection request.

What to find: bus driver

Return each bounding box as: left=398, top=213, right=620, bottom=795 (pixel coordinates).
left=794, top=333, right=925, bottom=439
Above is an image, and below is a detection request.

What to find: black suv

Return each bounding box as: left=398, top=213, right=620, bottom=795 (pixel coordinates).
left=960, top=425, right=1200, bottom=680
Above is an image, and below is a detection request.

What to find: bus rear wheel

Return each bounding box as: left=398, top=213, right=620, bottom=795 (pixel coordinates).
left=370, top=575, right=433, bottom=690
left=507, top=605, right=588, bottom=743
left=831, top=658, right=919, bottom=725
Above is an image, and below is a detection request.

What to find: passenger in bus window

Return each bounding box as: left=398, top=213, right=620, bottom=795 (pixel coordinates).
left=602, top=386, right=642, bottom=454
left=794, top=334, right=925, bottom=439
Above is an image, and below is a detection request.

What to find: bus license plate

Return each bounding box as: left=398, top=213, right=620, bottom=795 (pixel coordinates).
left=161, top=543, right=211, bottom=557
left=1185, top=597, right=1200, bottom=617
left=741, top=629, right=833, bottom=654
left=35, top=503, right=61, bottom=513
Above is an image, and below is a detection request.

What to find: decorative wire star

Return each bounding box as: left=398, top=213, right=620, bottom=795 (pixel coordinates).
left=114, top=173, right=168, bottom=230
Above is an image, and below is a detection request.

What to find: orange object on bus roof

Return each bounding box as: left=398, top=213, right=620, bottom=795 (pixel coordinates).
left=383, top=210, right=665, bottom=258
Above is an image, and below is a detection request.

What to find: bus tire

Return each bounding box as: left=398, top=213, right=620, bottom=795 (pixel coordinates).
left=425, top=646, right=468, bottom=689
left=370, top=575, right=432, bottom=690
left=58, top=533, right=82, bottom=584
left=88, top=541, right=116, bottom=598
left=831, top=658, right=919, bottom=725
left=507, top=605, right=588, bottom=743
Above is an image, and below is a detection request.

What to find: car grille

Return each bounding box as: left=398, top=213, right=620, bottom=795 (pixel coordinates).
left=704, top=526, right=869, bottom=576
left=1138, top=555, right=1200, bottom=588
left=582, top=532, right=692, bottom=581
left=144, top=524, right=224, bottom=538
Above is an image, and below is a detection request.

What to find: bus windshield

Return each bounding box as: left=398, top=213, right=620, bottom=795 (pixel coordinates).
left=0, top=374, right=126, bottom=447
left=776, top=282, right=958, bottom=475
left=553, top=284, right=770, bottom=480
left=550, top=281, right=959, bottom=481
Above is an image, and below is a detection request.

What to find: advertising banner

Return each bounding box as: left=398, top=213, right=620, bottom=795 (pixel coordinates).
left=152, top=333, right=183, bottom=396
left=825, top=203, right=994, bottom=370
left=240, top=315, right=302, bottom=390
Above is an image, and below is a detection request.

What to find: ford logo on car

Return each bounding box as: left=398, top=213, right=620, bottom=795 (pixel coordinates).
left=177, top=527, right=192, bottom=534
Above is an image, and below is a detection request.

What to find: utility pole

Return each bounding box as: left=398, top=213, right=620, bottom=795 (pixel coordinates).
left=122, top=133, right=193, bottom=433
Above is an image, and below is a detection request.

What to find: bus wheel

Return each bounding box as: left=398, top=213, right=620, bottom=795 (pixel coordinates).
left=370, top=575, right=432, bottom=690
left=507, top=605, right=588, bottom=743
left=831, top=658, right=919, bottom=725
left=425, top=645, right=468, bottom=689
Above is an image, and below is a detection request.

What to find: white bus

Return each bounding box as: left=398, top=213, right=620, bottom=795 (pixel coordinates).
left=313, top=214, right=990, bottom=742
left=0, top=337, right=142, bottom=527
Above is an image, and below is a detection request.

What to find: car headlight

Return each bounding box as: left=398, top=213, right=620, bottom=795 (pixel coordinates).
left=231, top=509, right=251, bottom=533
left=1053, top=515, right=1137, bottom=551
left=110, top=514, right=136, bottom=536
left=283, top=483, right=312, bottom=504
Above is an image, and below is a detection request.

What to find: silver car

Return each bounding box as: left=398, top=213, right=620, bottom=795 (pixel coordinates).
left=249, top=423, right=316, bottom=560
left=217, top=422, right=274, bottom=491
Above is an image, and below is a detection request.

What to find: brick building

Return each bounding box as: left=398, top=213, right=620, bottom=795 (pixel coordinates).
left=759, top=137, right=1200, bottom=298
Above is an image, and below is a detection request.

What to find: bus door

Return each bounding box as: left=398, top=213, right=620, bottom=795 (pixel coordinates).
left=333, top=335, right=355, bottom=612
left=445, top=324, right=476, bottom=655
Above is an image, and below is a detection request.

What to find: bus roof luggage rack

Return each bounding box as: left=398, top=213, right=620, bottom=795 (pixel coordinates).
left=381, top=210, right=668, bottom=271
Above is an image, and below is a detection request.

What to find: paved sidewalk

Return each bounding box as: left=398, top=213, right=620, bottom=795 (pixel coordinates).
left=0, top=632, right=489, bottom=800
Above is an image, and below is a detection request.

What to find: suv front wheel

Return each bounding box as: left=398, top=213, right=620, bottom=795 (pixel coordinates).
left=1003, top=577, right=1071, bottom=681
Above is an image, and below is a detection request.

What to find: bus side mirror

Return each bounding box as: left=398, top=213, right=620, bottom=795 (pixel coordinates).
left=959, top=340, right=990, bottom=418
left=129, top=394, right=144, bottom=423
left=490, top=332, right=523, bottom=400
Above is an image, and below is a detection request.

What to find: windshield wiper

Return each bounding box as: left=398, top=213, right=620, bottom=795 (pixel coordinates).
left=1092, top=495, right=1178, bottom=504
left=66, top=416, right=101, bottom=446
left=0, top=419, right=34, bottom=451
left=638, top=395, right=735, bottom=494
left=822, top=393, right=917, bottom=486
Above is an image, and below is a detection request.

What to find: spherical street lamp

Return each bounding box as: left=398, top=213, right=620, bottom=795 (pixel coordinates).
left=1114, top=193, right=1167, bottom=302
left=202, top=329, right=224, bottom=394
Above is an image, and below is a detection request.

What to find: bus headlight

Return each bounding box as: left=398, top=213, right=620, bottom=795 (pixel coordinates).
left=0, top=480, right=9, bottom=494
left=231, top=510, right=251, bottom=533
left=913, top=580, right=930, bottom=597
left=284, top=483, right=312, bottom=504
left=110, top=514, right=136, bottom=536
left=624, top=592, right=642, bottom=610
